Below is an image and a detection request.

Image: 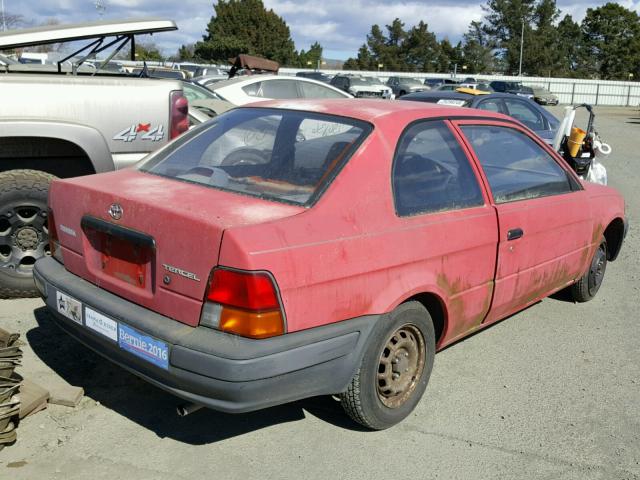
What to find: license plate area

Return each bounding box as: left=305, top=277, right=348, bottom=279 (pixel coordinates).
left=81, top=216, right=155, bottom=290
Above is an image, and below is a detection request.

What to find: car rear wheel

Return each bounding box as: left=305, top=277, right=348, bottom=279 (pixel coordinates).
left=571, top=238, right=607, bottom=302
left=340, top=301, right=435, bottom=430
left=0, top=169, right=56, bottom=298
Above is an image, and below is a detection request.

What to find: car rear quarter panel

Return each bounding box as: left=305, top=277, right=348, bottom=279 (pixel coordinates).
left=219, top=113, right=499, bottom=342
left=582, top=182, right=626, bottom=258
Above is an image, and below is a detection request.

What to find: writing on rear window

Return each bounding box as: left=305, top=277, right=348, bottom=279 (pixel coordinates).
left=138, top=108, right=371, bottom=206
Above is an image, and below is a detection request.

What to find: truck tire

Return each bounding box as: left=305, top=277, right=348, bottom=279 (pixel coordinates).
left=0, top=169, right=56, bottom=298
left=340, top=301, right=435, bottom=430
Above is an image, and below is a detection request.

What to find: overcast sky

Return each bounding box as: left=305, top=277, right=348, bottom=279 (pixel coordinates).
left=4, top=0, right=640, bottom=59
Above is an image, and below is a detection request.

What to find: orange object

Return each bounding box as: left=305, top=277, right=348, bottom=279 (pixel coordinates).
left=218, top=306, right=284, bottom=339
left=567, top=127, right=587, bottom=157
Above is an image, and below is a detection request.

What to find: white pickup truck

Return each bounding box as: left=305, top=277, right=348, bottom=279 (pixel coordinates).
left=0, top=19, right=191, bottom=297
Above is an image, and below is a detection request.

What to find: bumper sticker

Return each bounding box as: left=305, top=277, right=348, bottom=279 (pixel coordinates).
left=85, top=308, right=118, bottom=342
left=56, top=291, right=82, bottom=324
left=118, top=324, right=169, bottom=370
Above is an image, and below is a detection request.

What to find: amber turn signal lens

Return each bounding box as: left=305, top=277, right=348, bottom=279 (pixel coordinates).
left=218, top=306, right=284, bottom=339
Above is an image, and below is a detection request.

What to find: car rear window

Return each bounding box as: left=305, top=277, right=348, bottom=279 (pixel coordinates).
left=138, top=108, right=371, bottom=206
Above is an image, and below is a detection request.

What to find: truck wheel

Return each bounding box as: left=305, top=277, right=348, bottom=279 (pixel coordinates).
left=399, top=90, right=406, bottom=97
left=340, top=301, right=435, bottom=430
left=0, top=170, right=56, bottom=298
left=571, top=238, right=607, bottom=302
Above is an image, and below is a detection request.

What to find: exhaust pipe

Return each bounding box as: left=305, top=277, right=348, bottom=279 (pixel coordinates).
left=176, top=403, right=203, bottom=417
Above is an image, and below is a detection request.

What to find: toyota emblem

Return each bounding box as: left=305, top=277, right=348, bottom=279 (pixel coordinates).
left=108, top=203, right=123, bottom=220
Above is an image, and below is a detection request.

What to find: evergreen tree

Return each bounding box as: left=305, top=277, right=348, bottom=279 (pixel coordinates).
left=580, top=3, right=640, bottom=80
left=462, top=21, right=495, bottom=73
left=194, top=0, right=296, bottom=65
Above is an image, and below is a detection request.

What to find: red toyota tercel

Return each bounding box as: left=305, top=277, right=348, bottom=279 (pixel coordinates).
left=34, top=99, right=627, bottom=429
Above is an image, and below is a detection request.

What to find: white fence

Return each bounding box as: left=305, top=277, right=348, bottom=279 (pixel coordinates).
left=280, top=68, right=640, bottom=107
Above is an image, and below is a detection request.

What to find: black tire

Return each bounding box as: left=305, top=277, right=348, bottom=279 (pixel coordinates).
left=571, top=238, right=607, bottom=302
left=398, top=90, right=406, bottom=97
left=340, top=301, right=435, bottom=430
left=0, top=169, right=56, bottom=298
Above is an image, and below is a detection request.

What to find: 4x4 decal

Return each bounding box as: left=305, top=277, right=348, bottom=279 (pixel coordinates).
left=113, top=123, right=165, bottom=142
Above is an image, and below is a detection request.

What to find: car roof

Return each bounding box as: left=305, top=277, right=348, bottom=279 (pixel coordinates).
left=403, top=91, right=515, bottom=101
left=211, top=74, right=345, bottom=91
left=246, top=98, right=514, bottom=123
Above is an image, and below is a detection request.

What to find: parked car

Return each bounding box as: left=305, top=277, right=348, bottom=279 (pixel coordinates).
left=0, top=18, right=190, bottom=298
left=193, top=74, right=230, bottom=88
left=435, top=84, right=460, bottom=91
left=210, top=74, right=351, bottom=105
left=532, top=86, right=559, bottom=105
left=193, top=66, right=228, bottom=78
left=181, top=81, right=234, bottom=119
left=296, top=71, right=333, bottom=83
left=459, top=82, right=493, bottom=92
left=331, top=74, right=392, bottom=98
left=132, top=66, right=188, bottom=80
left=386, top=76, right=428, bottom=97
left=401, top=91, right=560, bottom=144
left=489, top=80, right=535, bottom=99
left=35, top=99, right=626, bottom=430
left=424, top=78, right=459, bottom=88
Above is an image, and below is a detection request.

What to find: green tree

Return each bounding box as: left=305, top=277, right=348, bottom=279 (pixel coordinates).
left=296, top=41, right=323, bottom=68
left=525, top=0, right=562, bottom=76
left=462, top=21, right=495, bottom=73
left=481, top=0, right=537, bottom=73
left=436, top=39, right=463, bottom=73
left=556, top=14, right=582, bottom=76
left=580, top=3, right=640, bottom=80
left=194, top=0, right=296, bottom=65
left=402, top=21, right=440, bottom=72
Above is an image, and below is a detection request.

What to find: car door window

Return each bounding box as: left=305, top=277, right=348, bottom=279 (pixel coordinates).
left=298, top=81, right=345, bottom=99
left=503, top=99, right=545, bottom=131
left=476, top=98, right=504, bottom=113
left=461, top=125, right=572, bottom=203
left=242, top=79, right=300, bottom=99
left=393, top=121, right=484, bottom=216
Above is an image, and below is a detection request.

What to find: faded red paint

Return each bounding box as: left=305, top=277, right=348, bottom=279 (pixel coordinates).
left=49, top=99, right=626, bottom=347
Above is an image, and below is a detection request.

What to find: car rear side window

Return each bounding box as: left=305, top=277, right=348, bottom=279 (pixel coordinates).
left=502, top=99, right=545, bottom=131
left=242, top=80, right=300, bottom=99
left=392, top=121, right=484, bottom=216
left=299, top=81, right=345, bottom=99
left=138, top=108, right=371, bottom=206
left=461, top=125, right=572, bottom=203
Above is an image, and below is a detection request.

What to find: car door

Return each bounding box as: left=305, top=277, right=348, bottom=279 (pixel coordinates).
left=390, top=120, right=498, bottom=344
left=455, top=120, right=593, bottom=323
left=501, top=97, right=552, bottom=137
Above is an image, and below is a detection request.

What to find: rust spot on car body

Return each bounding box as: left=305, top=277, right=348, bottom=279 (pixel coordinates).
left=436, top=273, right=493, bottom=343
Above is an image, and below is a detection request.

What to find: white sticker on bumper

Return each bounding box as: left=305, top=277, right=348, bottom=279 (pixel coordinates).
left=56, top=291, right=83, bottom=325
left=85, top=308, right=118, bottom=342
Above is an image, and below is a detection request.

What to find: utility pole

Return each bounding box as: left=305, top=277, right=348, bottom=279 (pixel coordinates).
left=518, top=19, right=524, bottom=77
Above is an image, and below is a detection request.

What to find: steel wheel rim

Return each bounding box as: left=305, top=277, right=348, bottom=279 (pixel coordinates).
left=0, top=202, right=49, bottom=278
left=376, top=324, right=426, bottom=409
left=588, top=244, right=606, bottom=295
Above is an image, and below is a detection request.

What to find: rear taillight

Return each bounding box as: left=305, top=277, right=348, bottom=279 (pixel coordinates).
left=169, top=90, right=189, bottom=139
left=48, top=209, right=63, bottom=263
left=200, top=268, right=285, bottom=339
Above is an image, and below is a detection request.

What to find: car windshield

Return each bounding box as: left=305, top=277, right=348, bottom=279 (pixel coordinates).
left=403, top=78, right=423, bottom=86
left=350, top=78, right=370, bottom=86
left=364, top=77, right=384, bottom=85
left=505, top=82, right=523, bottom=90
left=138, top=108, right=371, bottom=206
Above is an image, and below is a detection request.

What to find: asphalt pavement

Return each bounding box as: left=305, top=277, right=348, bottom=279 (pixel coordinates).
left=0, top=105, right=638, bottom=480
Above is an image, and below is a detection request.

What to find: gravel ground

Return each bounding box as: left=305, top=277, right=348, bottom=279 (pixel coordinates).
left=1, top=105, right=638, bottom=480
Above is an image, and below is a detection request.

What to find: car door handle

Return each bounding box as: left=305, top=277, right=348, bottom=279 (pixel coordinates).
left=507, top=228, right=524, bottom=241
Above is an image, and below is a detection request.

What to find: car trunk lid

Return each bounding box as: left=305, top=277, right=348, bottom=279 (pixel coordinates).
left=49, top=169, right=304, bottom=326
